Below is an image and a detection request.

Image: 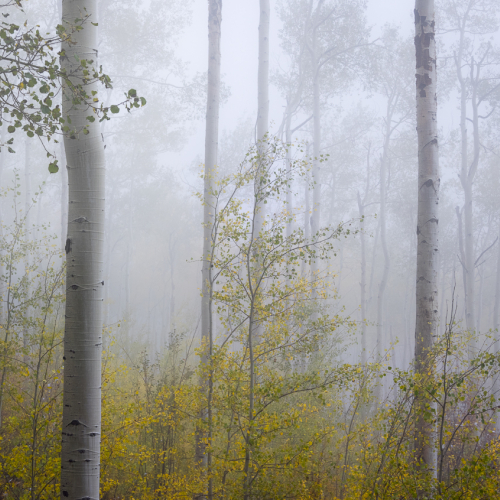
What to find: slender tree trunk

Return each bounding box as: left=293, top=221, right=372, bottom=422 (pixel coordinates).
left=0, top=125, right=4, bottom=330
left=257, top=0, right=270, bottom=144
left=494, top=221, right=500, bottom=331
left=358, top=189, right=367, bottom=364
left=414, top=0, right=439, bottom=490
left=244, top=309, right=256, bottom=500
left=456, top=206, right=468, bottom=319
left=301, top=156, right=311, bottom=279
left=23, top=141, right=32, bottom=363
left=60, top=2, right=105, bottom=498
left=198, top=1, right=222, bottom=498
left=494, top=221, right=500, bottom=435
left=311, top=52, right=321, bottom=284
left=457, top=34, right=479, bottom=344
left=358, top=166, right=369, bottom=418
left=60, top=143, right=68, bottom=250
left=439, top=260, right=446, bottom=333
left=477, top=266, right=484, bottom=334
left=125, top=182, right=133, bottom=328
left=252, top=0, right=270, bottom=343
left=377, top=135, right=391, bottom=361
left=169, top=238, right=176, bottom=332
left=285, top=107, right=293, bottom=240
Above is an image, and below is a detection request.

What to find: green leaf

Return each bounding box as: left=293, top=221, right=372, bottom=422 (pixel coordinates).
left=140, top=97, right=147, bottom=107
left=48, top=162, right=59, bottom=173
left=128, top=88, right=137, bottom=98
left=7, top=125, right=15, bottom=133
left=86, top=115, right=95, bottom=122
left=110, top=105, right=120, bottom=114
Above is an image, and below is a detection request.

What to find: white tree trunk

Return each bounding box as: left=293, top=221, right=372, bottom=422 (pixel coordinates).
left=494, top=222, right=500, bottom=435
left=456, top=20, right=479, bottom=342
left=251, top=0, right=270, bottom=343
left=169, top=238, right=176, bottom=333
left=60, top=1, right=106, bottom=498
left=358, top=147, right=371, bottom=366
left=23, top=141, right=32, bottom=358
left=285, top=107, right=293, bottom=240
left=198, top=0, right=222, bottom=495
left=376, top=135, right=390, bottom=361
left=60, top=143, right=68, bottom=250
left=358, top=192, right=367, bottom=365
left=257, top=0, right=270, bottom=144
left=311, top=49, right=321, bottom=299
left=494, top=221, right=500, bottom=332
left=414, top=0, right=440, bottom=486
left=301, top=147, right=311, bottom=280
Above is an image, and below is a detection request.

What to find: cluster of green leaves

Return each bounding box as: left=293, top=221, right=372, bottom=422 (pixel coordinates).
left=0, top=0, right=146, bottom=171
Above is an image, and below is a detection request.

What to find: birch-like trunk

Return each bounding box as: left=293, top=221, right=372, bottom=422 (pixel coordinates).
left=357, top=147, right=370, bottom=365
left=456, top=24, right=479, bottom=343
left=358, top=196, right=367, bottom=364
left=376, top=138, right=390, bottom=361
left=257, top=0, right=270, bottom=144
left=285, top=108, right=293, bottom=240
left=60, top=144, right=68, bottom=250
left=494, top=221, right=500, bottom=434
left=60, top=1, right=106, bottom=498
left=251, top=0, right=270, bottom=343
left=494, top=221, right=500, bottom=331
left=310, top=52, right=321, bottom=299
left=301, top=147, right=311, bottom=279
left=169, top=238, right=176, bottom=332
left=414, top=0, right=439, bottom=487
left=23, top=141, right=32, bottom=359
left=198, top=1, right=222, bottom=496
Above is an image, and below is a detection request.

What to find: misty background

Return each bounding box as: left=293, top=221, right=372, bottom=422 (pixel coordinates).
left=2, top=0, right=500, bottom=370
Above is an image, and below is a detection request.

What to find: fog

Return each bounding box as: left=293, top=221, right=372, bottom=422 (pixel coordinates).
left=2, top=0, right=500, bottom=497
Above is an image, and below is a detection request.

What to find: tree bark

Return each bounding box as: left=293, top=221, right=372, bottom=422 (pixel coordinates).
left=285, top=106, right=293, bottom=240
left=311, top=46, right=321, bottom=287
left=414, top=0, right=439, bottom=488
left=60, top=1, right=106, bottom=498
left=251, top=0, right=270, bottom=344
left=494, top=220, right=500, bottom=332
left=376, top=132, right=391, bottom=361
left=257, top=0, right=270, bottom=144
left=301, top=145, right=311, bottom=280
left=495, top=221, right=500, bottom=435
left=456, top=22, right=480, bottom=341
left=169, top=236, right=176, bottom=333
left=60, top=143, right=68, bottom=251
left=358, top=146, right=371, bottom=366
left=198, top=1, right=222, bottom=497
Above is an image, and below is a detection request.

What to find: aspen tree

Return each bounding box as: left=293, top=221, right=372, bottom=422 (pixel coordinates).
left=59, top=1, right=106, bottom=498
left=251, top=0, right=270, bottom=341
left=414, top=0, right=440, bottom=488
left=198, top=1, right=222, bottom=497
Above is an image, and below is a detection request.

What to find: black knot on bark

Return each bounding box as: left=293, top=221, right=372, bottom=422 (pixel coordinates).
left=67, top=419, right=87, bottom=427
left=72, top=216, right=89, bottom=223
